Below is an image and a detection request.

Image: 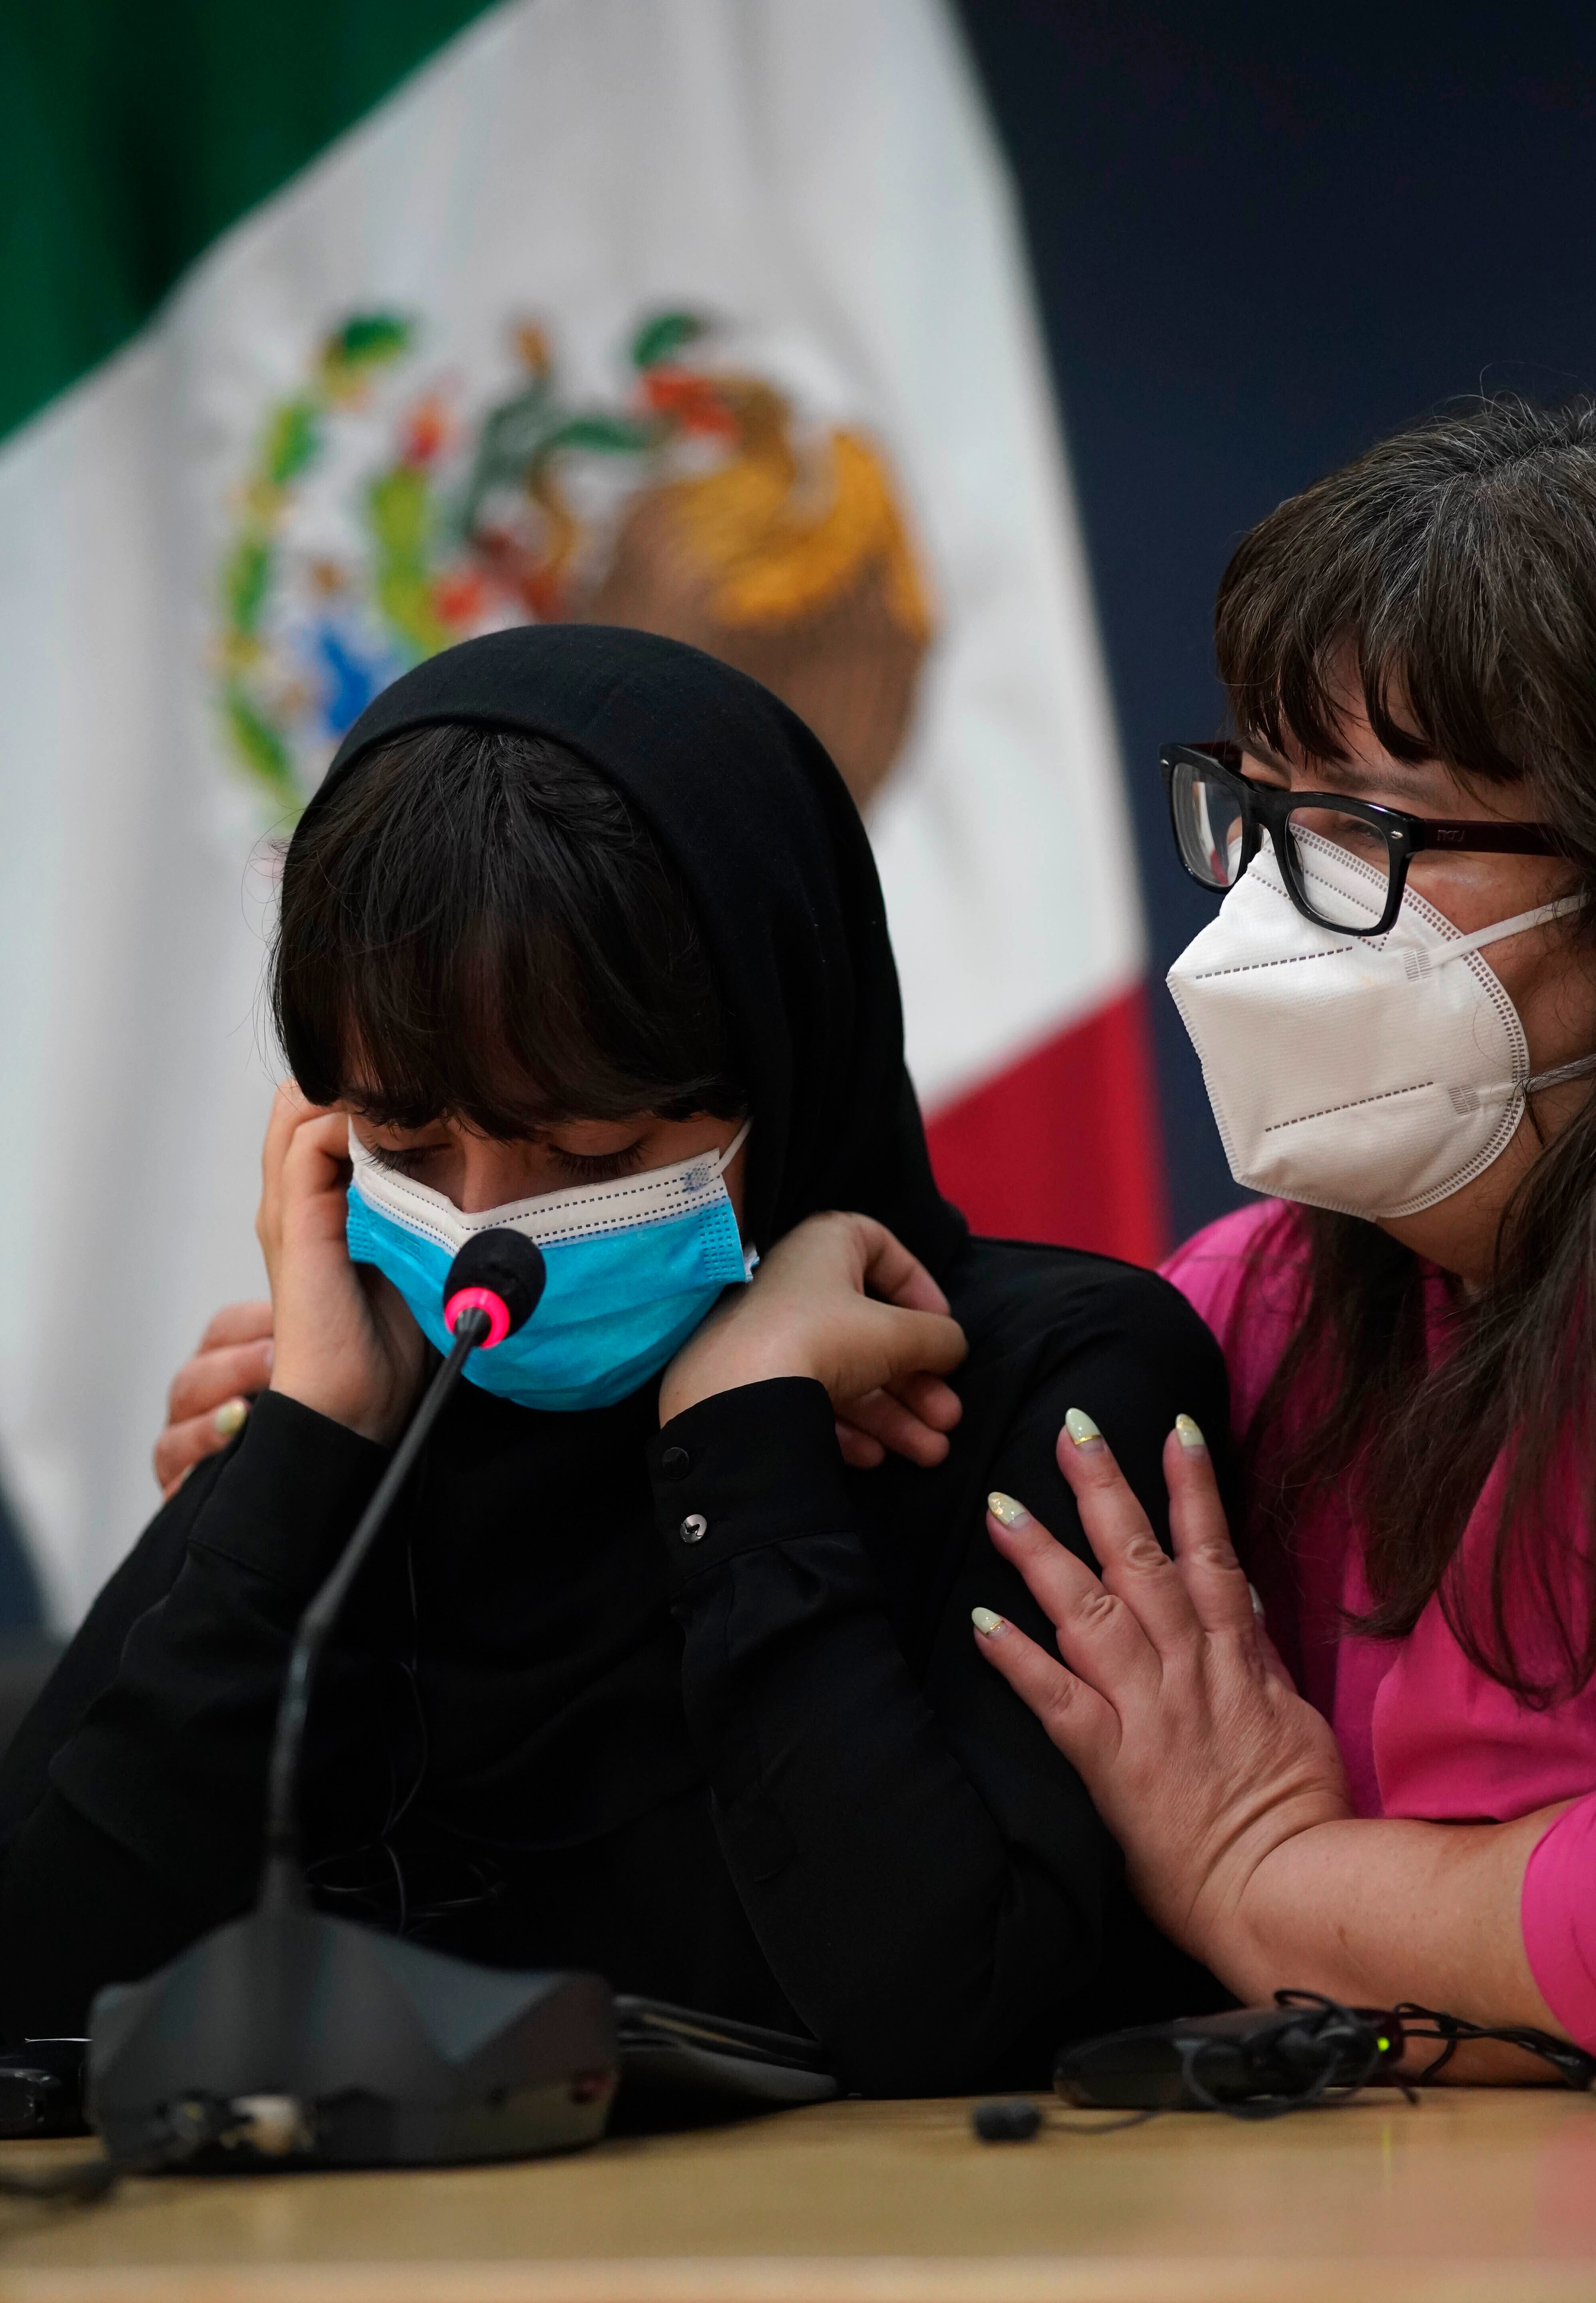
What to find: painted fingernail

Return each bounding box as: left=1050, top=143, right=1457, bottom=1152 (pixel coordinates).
left=1248, top=1581, right=1266, bottom=1620
left=213, top=1398, right=249, bottom=1439
left=1064, top=1407, right=1104, bottom=1451
left=1175, top=1413, right=1206, bottom=1453
left=988, top=1491, right=1031, bottom=1528
left=972, top=1606, right=1006, bottom=1636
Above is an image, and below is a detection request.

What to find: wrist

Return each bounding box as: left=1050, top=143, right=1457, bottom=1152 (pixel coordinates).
left=659, top=1334, right=818, bottom=1426
left=268, top=1368, right=405, bottom=1449
left=1189, top=1812, right=1349, bottom=2001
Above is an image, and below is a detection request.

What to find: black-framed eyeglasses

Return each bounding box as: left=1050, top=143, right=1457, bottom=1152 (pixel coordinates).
left=1160, top=741, right=1565, bottom=938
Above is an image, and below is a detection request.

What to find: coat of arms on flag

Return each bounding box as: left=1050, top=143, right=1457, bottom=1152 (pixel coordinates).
left=217, top=307, right=934, bottom=817
left=3, top=0, right=1163, bottom=1620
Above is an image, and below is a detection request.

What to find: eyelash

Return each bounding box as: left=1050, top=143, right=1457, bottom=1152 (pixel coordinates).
left=364, top=1141, right=646, bottom=1184
left=550, top=1143, right=644, bottom=1183
left=366, top=1143, right=437, bottom=1176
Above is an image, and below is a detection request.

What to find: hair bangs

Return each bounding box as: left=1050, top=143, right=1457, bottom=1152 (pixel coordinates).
left=1216, top=395, right=1596, bottom=794
left=1226, top=394, right=1596, bottom=1705
left=273, top=724, right=743, bottom=1138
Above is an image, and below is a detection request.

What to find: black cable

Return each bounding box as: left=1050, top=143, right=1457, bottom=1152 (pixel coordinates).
left=1393, top=2003, right=1596, bottom=2090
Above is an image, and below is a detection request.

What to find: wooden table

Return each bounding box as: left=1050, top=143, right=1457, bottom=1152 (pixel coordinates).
left=1, top=2089, right=1595, bottom=2302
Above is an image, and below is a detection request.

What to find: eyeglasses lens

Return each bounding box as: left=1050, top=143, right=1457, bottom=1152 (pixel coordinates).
left=1284, top=805, right=1394, bottom=929
left=1173, top=761, right=1247, bottom=890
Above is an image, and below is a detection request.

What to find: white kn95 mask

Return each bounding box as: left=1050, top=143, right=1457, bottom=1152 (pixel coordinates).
left=1167, top=826, right=1596, bottom=1220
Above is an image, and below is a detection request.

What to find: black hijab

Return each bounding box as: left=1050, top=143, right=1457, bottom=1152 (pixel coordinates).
left=310, top=624, right=967, bottom=1279
left=0, top=631, right=1233, bottom=2063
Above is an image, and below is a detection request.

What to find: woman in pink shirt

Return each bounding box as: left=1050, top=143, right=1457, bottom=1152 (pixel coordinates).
left=972, top=396, right=1596, bottom=2076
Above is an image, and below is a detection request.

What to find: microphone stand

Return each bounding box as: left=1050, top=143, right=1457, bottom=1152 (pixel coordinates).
left=259, top=1309, right=488, bottom=1912
left=87, top=1239, right=618, bottom=2172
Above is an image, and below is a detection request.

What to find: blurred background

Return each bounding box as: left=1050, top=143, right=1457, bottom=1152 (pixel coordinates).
left=3, top=0, right=1595, bottom=1637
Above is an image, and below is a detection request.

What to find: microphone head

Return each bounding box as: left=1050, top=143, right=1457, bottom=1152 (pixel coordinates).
left=442, top=1232, right=547, bottom=1348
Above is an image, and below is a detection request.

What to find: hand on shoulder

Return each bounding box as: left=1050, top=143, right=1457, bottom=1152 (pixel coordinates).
left=153, top=1299, right=275, bottom=1495
left=660, top=1210, right=968, bottom=1469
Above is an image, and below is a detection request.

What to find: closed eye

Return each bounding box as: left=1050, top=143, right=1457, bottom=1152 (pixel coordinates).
left=365, top=1142, right=444, bottom=1177
left=364, top=1137, right=647, bottom=1186
left=550, top=1142, right=645, bottom=1184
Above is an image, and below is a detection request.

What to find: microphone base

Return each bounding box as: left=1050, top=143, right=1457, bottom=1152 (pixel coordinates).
left=87, top=1903, right=618, bottom=2170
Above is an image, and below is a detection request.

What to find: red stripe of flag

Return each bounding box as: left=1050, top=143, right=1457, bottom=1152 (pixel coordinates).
left=923, top=984, right=1168, bottom=1267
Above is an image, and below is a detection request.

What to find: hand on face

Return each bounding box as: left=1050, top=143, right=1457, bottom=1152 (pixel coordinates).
left=161, top=1115, right=964, bottom=1473
left=659, top=1210, right=967, bottom=1469
left=259, top=1083, right=427, bottom=1445
left=973, top=1412, right=1349, bottom=1975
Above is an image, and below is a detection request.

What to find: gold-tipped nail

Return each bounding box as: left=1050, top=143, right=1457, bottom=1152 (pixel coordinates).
left=1175, top=1413, right=1206, bottom=1452
left=987, top=1491, right=1030, bottom=1528
left=972, top=1606, right=1006, bottom=1636
left=1065, top=1407, right=1102, bottom=1448
left=213, top=1398, right=249, bottom=1439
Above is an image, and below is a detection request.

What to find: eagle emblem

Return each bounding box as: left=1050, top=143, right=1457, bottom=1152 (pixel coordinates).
left=216, top=308, right=934, bottom=816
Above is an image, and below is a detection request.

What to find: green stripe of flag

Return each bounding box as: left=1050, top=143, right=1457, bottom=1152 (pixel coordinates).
left=0, top=0, right=500, bottom=445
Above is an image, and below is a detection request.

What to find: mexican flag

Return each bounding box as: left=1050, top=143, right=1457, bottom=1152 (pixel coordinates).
left=0, top=0, right=1160, bottom=1621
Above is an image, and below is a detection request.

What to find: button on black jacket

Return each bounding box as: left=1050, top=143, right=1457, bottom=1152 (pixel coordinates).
left=0, top=628, right=1231, bottom=2088
left=0, top=1244, right=1228, bottom=2090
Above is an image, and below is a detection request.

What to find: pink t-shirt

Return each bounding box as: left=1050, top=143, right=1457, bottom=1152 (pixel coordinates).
left=1162, top=1201, right=1596, bottom=2049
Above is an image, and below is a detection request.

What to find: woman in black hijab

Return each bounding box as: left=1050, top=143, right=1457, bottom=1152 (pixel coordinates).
left=0, top=628, right=1229, bottom=2091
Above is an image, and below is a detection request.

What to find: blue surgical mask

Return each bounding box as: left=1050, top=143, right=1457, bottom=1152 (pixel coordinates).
left=345, top=1119, right=753, bottom=1413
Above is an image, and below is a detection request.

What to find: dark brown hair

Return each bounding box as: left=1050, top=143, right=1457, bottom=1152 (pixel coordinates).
left=272, top=722, right=744, bottom=1135
left=1216, top=395, right=1596, bottom=1703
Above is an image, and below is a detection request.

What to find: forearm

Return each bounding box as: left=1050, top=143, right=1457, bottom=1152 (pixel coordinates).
left=1215, top=1807, right=1572, bottom=2073
left=971, top=1361, right=1585, bottom=2081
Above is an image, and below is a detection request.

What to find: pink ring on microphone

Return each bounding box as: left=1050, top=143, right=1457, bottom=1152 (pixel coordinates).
left=444, top=1285, right=512, bottom=1350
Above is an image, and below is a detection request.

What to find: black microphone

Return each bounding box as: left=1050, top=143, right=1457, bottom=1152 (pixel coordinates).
left=260, top=1230, right=547, bottom=1904
left=89, top=1230, right=619, bottom=2174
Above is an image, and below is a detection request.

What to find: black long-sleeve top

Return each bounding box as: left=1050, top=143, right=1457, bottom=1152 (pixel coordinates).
left=0, top=1240, right=1230, bottom=2091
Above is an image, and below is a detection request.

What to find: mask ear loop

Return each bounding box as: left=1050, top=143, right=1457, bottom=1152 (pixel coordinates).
left=1449, top=899, right=1596, bottom=1103
left=1391, top=894, right=1584, bottom=976
left=1416, top=892, right=1586, bottom=969
left=1527, top=1051, right=1596, bottom=1096
left=708, top=1116, right=753, bottom=1176
left=708, top=1118, right=757, bottom=1278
